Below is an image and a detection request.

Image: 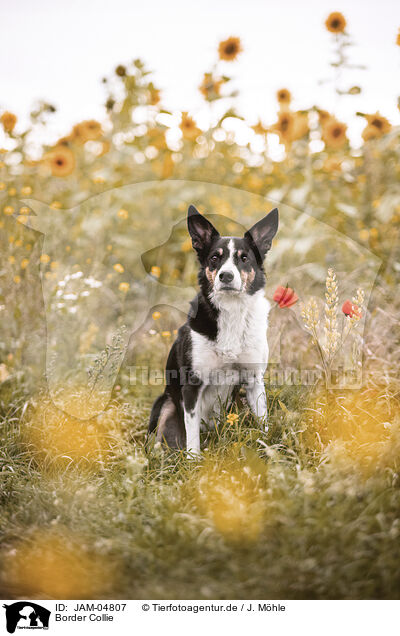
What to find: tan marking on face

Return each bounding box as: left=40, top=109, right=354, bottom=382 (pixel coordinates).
left=205, top=266, right=217, bottom=284
left=240, top=268, right=255, bottom=290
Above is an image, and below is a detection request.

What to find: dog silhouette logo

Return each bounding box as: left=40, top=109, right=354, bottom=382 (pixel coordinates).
left=3, top=602, right=50, bottom=633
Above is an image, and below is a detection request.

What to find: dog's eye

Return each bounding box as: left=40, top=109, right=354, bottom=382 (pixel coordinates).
left=241, top=254, right=248, bottom=262
left=210, top=254, right=219, bottom=263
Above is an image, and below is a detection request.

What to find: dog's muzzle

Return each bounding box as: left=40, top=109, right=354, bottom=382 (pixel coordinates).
left=215, top=269, right=242, bottom=292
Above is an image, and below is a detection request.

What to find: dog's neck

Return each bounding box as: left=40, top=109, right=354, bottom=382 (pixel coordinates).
left=210, top=288, right=269, bottom=361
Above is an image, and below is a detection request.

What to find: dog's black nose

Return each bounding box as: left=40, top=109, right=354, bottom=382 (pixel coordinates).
left=219, top=271, right=234, bottom=283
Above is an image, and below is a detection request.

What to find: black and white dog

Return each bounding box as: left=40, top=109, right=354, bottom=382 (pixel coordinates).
left=148, top=205, right=279, bottom=455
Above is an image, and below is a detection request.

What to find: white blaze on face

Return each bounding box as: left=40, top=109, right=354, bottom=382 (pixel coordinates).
left=214, top=239, right=242, bottom=292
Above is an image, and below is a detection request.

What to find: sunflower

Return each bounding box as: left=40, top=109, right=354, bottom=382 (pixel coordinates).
left=322, top=119, right=348, bottom=149
left=1, top=111, right=17, bottom=133
left=71, top=120, right=102, bottom=144
left=325, top=12, right=347, bottom=34
left=276, top=88, right=291, bottom=106
left=365, top=112, right=391, bottom=135
left=199, top=73, right=223, bottom=100
left=396, top=29, right=400, bottom=46
left=251, top=120, right=268, bottom=136
left=361, top=125, right=380, bottom=142
left=218, top=37, right=242, bottom=61
left=271, top=111, right=295, bottom=146
left=45, top=146, right=76, bottom=177
left=180, top=112, right=201, bottom=141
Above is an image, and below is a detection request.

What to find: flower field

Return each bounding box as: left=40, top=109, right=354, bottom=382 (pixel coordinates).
left=0, top=16, right=400, bottom=599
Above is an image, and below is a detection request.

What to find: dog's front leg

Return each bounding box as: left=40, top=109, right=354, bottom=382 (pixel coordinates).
left=183, top=383, right=203, bottom=456
left=245, top=374, right=268, bottom=430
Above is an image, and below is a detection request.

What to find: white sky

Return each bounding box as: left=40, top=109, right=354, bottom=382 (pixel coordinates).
left=1, top=0, right=399, bottom=148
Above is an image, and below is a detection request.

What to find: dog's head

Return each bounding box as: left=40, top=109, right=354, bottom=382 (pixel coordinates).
left=187, top=205, right=278, bottom=298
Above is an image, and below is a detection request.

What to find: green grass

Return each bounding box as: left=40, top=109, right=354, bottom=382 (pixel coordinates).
left=1, top=375, right=400, bottom=600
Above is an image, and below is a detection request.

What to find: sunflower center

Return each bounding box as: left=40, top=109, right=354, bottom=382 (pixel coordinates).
left=371, top=119, right=382, bottom=129
left=331, top=19, right=340, bottom=28
left=332, top=127, right=342, bottom=138
left=55, top=158, right=64, bottom=166
left=225, top=43, right=236, bottom=55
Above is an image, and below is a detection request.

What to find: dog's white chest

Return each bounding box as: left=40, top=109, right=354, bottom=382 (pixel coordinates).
left=190, top=291, right=270, bottom=379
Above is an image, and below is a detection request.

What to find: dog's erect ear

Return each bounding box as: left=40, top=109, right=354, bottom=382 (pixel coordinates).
left=244, top=208, right=279, bottom=263
left=187, top=205, right=219, bottom=256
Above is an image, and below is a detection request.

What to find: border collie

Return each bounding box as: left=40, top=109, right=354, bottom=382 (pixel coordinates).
left=148, top=205, right=279, bottom=455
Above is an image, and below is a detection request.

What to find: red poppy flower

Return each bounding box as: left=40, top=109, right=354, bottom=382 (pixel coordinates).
left=342, top=300, right=361, bottom=318
left=273, top=285, right=299, bottom=308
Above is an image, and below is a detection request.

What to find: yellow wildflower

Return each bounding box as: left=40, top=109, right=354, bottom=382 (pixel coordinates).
left=150, top=265, right=161, bottom=278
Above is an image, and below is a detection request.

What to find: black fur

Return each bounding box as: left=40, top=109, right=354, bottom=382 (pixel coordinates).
left=147, top=205, right=279, bottom=450
left=148, top=393, right=168, bottom=434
